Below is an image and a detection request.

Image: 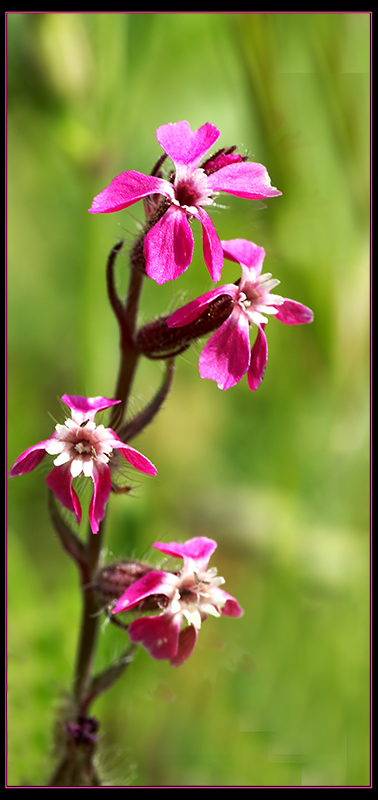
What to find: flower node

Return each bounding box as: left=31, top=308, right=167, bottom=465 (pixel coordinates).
left=65, top=716, right=99, bottom=746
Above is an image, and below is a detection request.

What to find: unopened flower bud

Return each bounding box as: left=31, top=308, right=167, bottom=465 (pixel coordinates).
left=135, top=293, right=233, bottom=360
left=201, top=146, right=247, bottom=176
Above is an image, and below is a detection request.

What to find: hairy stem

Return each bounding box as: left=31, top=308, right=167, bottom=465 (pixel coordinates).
left=109, top=259, right=145, bottom=432
left=73, top=260, right=144, bottom=710
left=51, top=217, right=174, bottom=784
left=73, top=521, right=105, bottom=709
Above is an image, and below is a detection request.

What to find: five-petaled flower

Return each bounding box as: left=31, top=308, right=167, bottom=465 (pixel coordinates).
left=9, top=395, right=157, bottom=533
left=112, top=536, right=243, bottom=666
left=89, top=120, right=281, bottom=285
left=167, top=238, right=314, bottom=391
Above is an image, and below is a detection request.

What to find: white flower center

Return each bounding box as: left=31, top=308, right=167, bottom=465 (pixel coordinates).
left=170, top=567, right=226, bottom=629
left=46, top=418, right=114, bottom=478
left=173, top=166, right=214, bottom=212
left=238, top=271, right=284, bottom=325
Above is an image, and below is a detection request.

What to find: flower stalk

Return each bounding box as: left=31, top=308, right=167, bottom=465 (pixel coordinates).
left=9, top=119, right=311, bottom=787
left=56, top=242, right=151, bottom=782
left=108, top=247, right=145, bottom=432
left=47, top=208, right=158, bottom=787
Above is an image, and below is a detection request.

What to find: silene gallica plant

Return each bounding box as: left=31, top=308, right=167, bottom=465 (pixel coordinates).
left=9, top=120, right=313, bottom=787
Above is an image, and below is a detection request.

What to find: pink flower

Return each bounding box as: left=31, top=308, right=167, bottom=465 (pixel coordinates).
left=112, top=537, right=243, bottom=666
left=167, top=238, right=314, bottom=391
left=89, top=120, right=281, bottom=285
left=9, top=395, right=157, bottom=533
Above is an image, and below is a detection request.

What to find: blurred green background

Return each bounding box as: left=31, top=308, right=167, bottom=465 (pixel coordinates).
left=7, top=12, right=370, bottom=787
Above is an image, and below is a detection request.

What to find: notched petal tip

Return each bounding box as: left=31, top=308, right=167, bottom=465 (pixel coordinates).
left=116, top=443, right=157, bottom=477
left=170, top=625, right=198, bottom=667
left=89, top=172, right=172, bottom=214
left=247, top=325, right=268, bottom=392
left=156, top=120, right=220, bottom=169
left=128, top=613, right=181, bottom=661
left=275, top=299, right=314, bottom=325
left=9, top=440, right=52, bottom=477
left=221, top=593, right=244, bottom=618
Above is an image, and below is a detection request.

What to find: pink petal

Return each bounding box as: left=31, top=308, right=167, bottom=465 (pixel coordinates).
left=112, top=570, right=174, bottom=614
left=144, top=205, right=194, bottom=284
left=111, top=436, right=157, bottom=476
left=221, top=238, right=266, bottom=277
left=207, top=161, right=282, bottom=199
left=170, top=625, right=198, bottom=666
left=220, top=591, right=244, bottom=618
left=45, top=464, right=82, bottom=525
left=89, top=171, right=173, bottom=214
left=167, top=284, right=236, bottom=328
left=154, top=537, right=218, bottom=572
left=127, top=612, right=182, bottom=661
left=196, top=207, right=224, bottom=282
left=156, top=121, right=220, bottom=168
left=62, top=395, right=120, bottom=424
left=9, top=437, right=53, bottom=477
left=247, top=325, right=268, bottom=391
left=274, top=299, right=314, bottom=325
left=88, top=463, right=111, bottom=534
left=199, top=309, right=251, bottom=390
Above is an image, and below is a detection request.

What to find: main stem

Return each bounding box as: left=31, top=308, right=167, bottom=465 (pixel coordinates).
left=110, top=265, right=144, bottom=431
left=73, top=262, right=144, bottom=713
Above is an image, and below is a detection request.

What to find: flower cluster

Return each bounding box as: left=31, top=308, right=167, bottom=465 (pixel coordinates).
left=90, top=120, right=312, bottom=391
left=9, top=395, right=156, bottom=534
left=111, top=537, right=243, bottom=666
left=10, top=120, right=311, bottom=667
